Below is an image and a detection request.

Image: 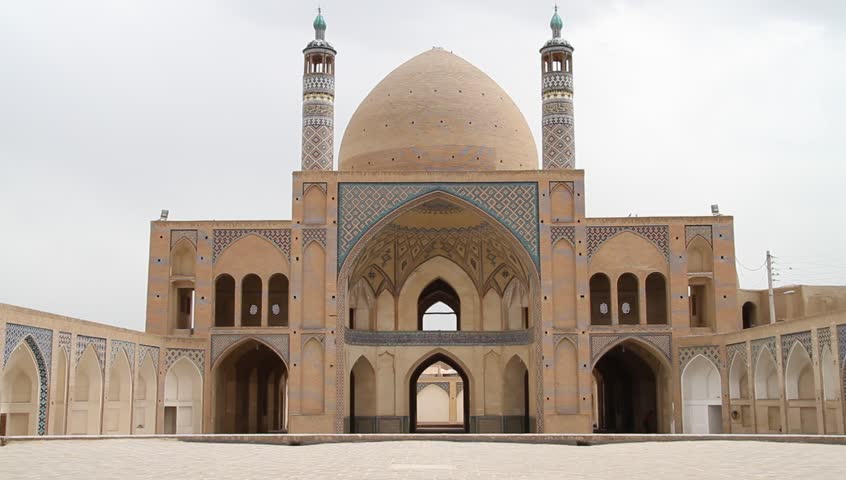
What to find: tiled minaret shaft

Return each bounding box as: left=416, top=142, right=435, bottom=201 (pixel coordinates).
left=540, top=7, right=575, bottom=169
left=301, top=9, right=336, bottom=171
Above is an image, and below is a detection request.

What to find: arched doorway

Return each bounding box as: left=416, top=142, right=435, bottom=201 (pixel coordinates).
left=349, top=356, right=376, bottom=433
left=213, top=340, right=288, bottom=433
left=785, top=342, right=817, bottom=433
left=592, top=340, right=668, bottom=433
left=164, top=357, right=203, bottom=434
left=133, top=355, right=158, bottom=434
left=503, top=355, right=530, bottom=433
left=681, top=355, right=722, bottom=433
left=409, top=353, right=469, bottom=433
left=0, top=340, right=41, bottom=435
left=70, top=345, right=103, bottom=435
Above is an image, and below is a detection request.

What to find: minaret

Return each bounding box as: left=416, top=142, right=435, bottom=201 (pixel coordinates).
left=301, top=8, right=336, bottom=171
left=540, top=6, right=575, bottom=169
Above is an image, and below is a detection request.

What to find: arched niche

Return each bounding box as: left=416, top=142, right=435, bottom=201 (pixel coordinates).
left=590, top=231, right=669, bottom=277
left=554, top=338, right=578, bottom=414
left=550, top=183, right=574, bottom=223
left=681, top=355, right=722, bottom=433
left=349, top=356, right=376, bottom=433
left=301, top=338, right=324, bottom=414
left=398, top=256, right=480, bottom=331
left=268, top=273, right=290, bottom=327
left=503, top=355, right=530, bottom=433
left=482, top=288, right=502, bottom=331
left=240, top=274, right=262, bottom=327
left=104, top=350, right=132, bottom=434
left=617, top=273, right=639, bottom=325
left=754, top=348, right=779, bottom=400
left=170, top=239, right=196, bottom=277
left=729, top=353, right=749, bottom=400
left=134, top=355, right=158, bottom=434
left=214, top=274, right=236, bottom=327
left=645, top=272, right=668, bottom=325
left=503, top=280, right=528, bottom=331
left=70, top=345, right=103, bottom=435
left=164, top=357, right=203, bottom=434
left=0, top=341, right=41, bottom=435
left=589, top=273, right=611, bottom=325
left=302, top=242, right=326, bottom=329
left=785, top=342, right=814, bottom=401
left=552, top=239, right=576, bottom=329
left=821, top=346, right=838, bottom=401
left=742, top=302, right=757, bottom=329
left=303, top=183, right=327, bottom=225
left=483, top=351, right=503, bottom=416
left=215, top=234, right=289, bottom=281
left=686, top=236, right=713, bottom=273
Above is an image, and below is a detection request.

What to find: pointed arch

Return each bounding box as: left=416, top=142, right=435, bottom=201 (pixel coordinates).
left=555, top=337, right=578, bottom=414
left=503, top=354, right=530, bottom=433
left=170, top=238, right=196, bottom=277
left=301, top=337, right=325, bottom=414
left=70, top=344, right=103, bottom=435
left=729, top=352, right=749, bottom=400
left=303, top=242, right=326, bottom=329
left=0, top=338, right=43, bottom=435
left=104, top=349, right=132, bottom=434
left=681, top=354, right=722, bottom=433
left=754, top=347, right=779, bottom=400
left=164, top=356, right=203, bottom=434
left=820, top=346, right=838, bottom=401
left=785, top=342, right=814, bottom=400
left=349, top=355, right=376, bottom=432
left=408, top=351, right=471, bottom=433
left=214, top=274, right=236, bottom=327
left=399, top=256, right=479, bottom=331
left=134, top=354, right=158, bottom=434
left=268, top=273, right=290, bottom=327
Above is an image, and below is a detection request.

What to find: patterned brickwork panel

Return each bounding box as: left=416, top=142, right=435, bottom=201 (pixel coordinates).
left=58, top=331, right=72, bottom=358
left=213, top=229, right=291, bottom=262
left=542, top=121, right=575, bottom=169
left=751, top=337, right=776, bottom=368
left=727, top=342, right=748, bottom=366
left=417, top=382, right=451, bottom=394
left=170, top=229, right=198, bottom=248
left=345, top=329, right=532, bottom=346
left=303, top=182, right=328, bottom=194
left=210, top=334, right=290, bottom=367
left=164, top=348, right=205, bottom=375
left=818, top=327, right=833, bottom=355
left=685, top=225, right=713, bottom=247
left=24, top=336, right=49, bottom=435
left=303, top=228, right=327, bottom=248
left=838, top=325, right=846, bottom=363
left=337, top=182, right=539, bottom=269
left=4, top=323, right=53, bottom=371
left=76, top=335, right=106, bottom=371
left=679, top=345, right=722, bottom=370
left=550, top=226, right=576, bottom=247
left=139, top=345, right=160, bottom=369
left=782, top=331, right=813, bottom=364
left=586, top=225, right=670, bottom=260
left=110, top=340, right=136, bottom=374
left=553, top=334, right=578, bottom=348
left=302, top=124, right=333, bottom=171
left=589, top=333, right=671, bottom=365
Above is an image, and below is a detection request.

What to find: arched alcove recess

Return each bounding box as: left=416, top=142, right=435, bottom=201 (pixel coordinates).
left=0, top=341, right=40, bottom=435
left=483, top=351, right=503, bottom=417
left=729, top=353, right=749, bottom=400
left=681, top=355, right=722, bottom=433
left=687, top=236, right=714, bottom=330
left=785, top=342, right=817, bottom=434
left=503, top=355, right=530, bottom=433
left=753, top=347, right=781, bottom=433
left=417, top=278, right=461, bottom=331
left=417, top=384, right=451, bottom=425
left=376, top=290, right=394, bottom=331
left=104, top=350, right=132, bottom=434
left=376, top=352, right=396, bottom=416
left=170, top=239, right=196, bottom=277
left=617, top=273, right=639, bottom=325
left=589, top=273, right=611, bottom=325
left=552, top=239, right=576, bottom=329
left=303, top=183, right=327, bottom=225
left=213, top=339, right=288, bottom=433
left=134, top=355, right=157, bottom=434
left=214, top=274, right=236, bottom=327
left=399, top=256, right=479, bottom=331
left=482, top=289, right=502, bottom=331
left=742, top=302, right=757, bottom=329
left=53, top=349, right=69, bottom=435
left=686, top=236, right=714, bottom=273
left=645, top=273, right=668, bottom=325
left=301, top=338, right=325, bottom=414
left=164, top=357, right=202, bottom=434
left=268, top=273, right=290, bottom=327
left=728, top=352, right=752, bottom=432
left=820, top=346, right=842, bottom=433
left=349, top=356, right=376, bottom=433
left=550, top=183, right=574, bottom=223
left=408, top=352, right=470, bottom=433
left=554, top=338, right=578, bottom=414
left=70, top=345, right=103, bottom=435
left=240, top=274, right=262, bottom=327
left=592, top=339, right=671, bottom=433
left=348, top=280, right=374, bottom=330
left=303, top=243, right=326, bottom=329
left=503, top=280, right=528, bottom=330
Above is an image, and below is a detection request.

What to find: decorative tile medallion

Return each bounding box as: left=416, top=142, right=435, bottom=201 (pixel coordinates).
left=213, top=229, right=291, bottom=262
left=337, top=182, right=539, bottom=269
left=679, top=345, right=722, bottom=370
left=685, top=225, right=713, bottom=247
left=781, top=331, right=813, bottom=364
left=586, top=225, right=670, bottom=260
left=138, top=345, right=160, bottom=369
left=550, top=226, right=576, bottom=247
left=170, top=229, right=198, bottom=248
left=210, top=334, right=290, bottom=367
left=164, top=348, right=205, bottom=375
left=589, top=333, right=671, bottom=365
left=303, top=228, right=327, bottom=248
left=76, top=335, right=106, bottom=371
left=4, top=323, right=53, bottom=371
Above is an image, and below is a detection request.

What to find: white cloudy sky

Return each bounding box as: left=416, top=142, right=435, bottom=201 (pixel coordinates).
left=1, top=1, right=844, bottom=330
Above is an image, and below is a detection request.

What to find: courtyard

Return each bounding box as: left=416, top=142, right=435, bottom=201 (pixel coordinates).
left=1, top=439, right=845, bottom=479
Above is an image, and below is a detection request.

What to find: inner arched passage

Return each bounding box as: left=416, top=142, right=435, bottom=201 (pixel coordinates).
left=213, top=340, right=288, bottom=433
left=592, top=340, right=670, bottom=433
left=409, top=353, right=470, bottom=433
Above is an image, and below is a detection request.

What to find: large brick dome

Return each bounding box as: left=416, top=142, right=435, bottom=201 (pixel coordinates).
left=338, top=48, right=538, bottom=171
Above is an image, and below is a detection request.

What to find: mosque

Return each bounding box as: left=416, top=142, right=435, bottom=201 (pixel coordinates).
left=2, top=9, right=846, bottom=437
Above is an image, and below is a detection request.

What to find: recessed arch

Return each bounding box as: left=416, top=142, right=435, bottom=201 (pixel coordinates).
left=408, top=352, right=470, bottom=433
left=164, top=356, right=203, bottom=434
left=589, top=273, right=612, bottom=325
left=742, top=302, right=757, bottom=329
left=418, top=278, right=460, bottom=331
left=399, top=256, right=479, bottom=331
left=268, top=273, right=290, bottom=327
left=503, top=354, right=530, bottom=433
left=729, top=352, right=749, bottom=400
left=754, top=347, right=779, bottom=400
left=133, top=355, right=157, bottom=434
left=214, top=274, right=236, bottom=327
left=785, top=342, right=814, bottom=401
left=104, top=349, right=132, bottom=434
left=349, top=355, right=376, bottom=433
left=681, top=355, right=722, bottom=433
left=70, top=344, right=103, bottom=435
left=170, top=238, right=196, bottom=277
left=0, top=339, right=42, bottom=435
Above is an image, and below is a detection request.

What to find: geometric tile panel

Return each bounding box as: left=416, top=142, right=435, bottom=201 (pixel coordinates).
left=4, top=323, right=53, bottom=372
left=839, top=324, right=846, bottom=364
left=727, top=342, right=748, bottom=366
left=164, top=348, right=205, bottom=376
left=751, top=337, right=776, bottom=368
left=587, top=225, right=670, bottom=260
left=303, top=228, right=327, bottom=248
left=542, top=121, right=575, bottom=169
left=550, top=226, right=575, bottom=247
left=679, top=345, right=722, bottom=370
left=210, top=334, right=290, bottom=367
left=76, top=335, right=106, bottom=372
left=303, top=182, right=327, bottom=194
left=589, top=333, right=671, bottom=365
left=170, top=229, right=198, bottom=248
left=110, top=340, right=136, bottom=374
left=416, top=382, right=450, bottom=394
left=301, top=124, right=333, bottom=171
left=58, top=331, right=72, bottom=358
left=781, top=331, right=812, bottom=364
left=818, top=327, right=832, bottom=355
left=553, top=333, right=578, bottom=348
left=23, top=336, right=48, bottom=436
left=213, top=229, right=291, bottom=262
left=139, top=345, right=160, bottom=369
left=344, top=328, right=532, bottom=346
left=338, top=182, right=540, bottom=269
left=685, top=225, right=713, bottom=247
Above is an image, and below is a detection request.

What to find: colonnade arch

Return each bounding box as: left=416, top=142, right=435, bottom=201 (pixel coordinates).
left=0, top=340, right=41, bottom=435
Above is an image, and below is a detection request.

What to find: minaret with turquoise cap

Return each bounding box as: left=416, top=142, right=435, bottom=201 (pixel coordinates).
left=540, top=6, right=575, bottom=169
left=301, top=8, right=337, bottom=171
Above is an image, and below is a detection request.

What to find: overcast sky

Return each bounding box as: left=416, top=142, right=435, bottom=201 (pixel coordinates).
left=1, top=0, right=844, bottom=331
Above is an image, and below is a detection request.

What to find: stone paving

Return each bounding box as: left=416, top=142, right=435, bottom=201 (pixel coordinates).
left=2, top=439, right=845, bottom=479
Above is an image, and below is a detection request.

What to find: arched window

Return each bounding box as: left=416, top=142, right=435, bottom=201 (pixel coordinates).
left=241, top=274, right=262, bottom=327
left=742, top=302, right=757, bottom=329
left=617, top=273, right=639, bottom=325
left=589, top=273, right=611, bottom=325
left=268, top=274, right=289, bottom=327
left=214, top=275, right=235, bottom=327
left=418, top=279, right=460, bottom=331
left=645, top=273, right=668, bottom=325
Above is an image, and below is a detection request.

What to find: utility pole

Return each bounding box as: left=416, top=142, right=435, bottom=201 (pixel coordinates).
left=767, top=250, right=776, bottom=324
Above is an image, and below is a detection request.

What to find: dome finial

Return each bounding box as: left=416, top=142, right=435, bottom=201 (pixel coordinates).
left=313, top=7, right=327, bottom=40
left=550, top=4, right=563, bottom=39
